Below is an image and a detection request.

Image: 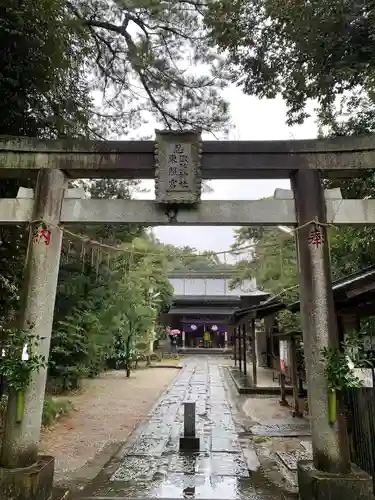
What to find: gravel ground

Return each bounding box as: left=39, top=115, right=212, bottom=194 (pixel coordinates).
left=40, top=367, right=178, bottom=484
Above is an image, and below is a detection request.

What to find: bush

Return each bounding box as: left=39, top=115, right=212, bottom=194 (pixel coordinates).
left=42, top=396, right=74, bottom=426
left=0, top=395, right=73, bottom=429
left=49, top=320, right=88, bottom=392
left=0, top=395, right=7, bottom=421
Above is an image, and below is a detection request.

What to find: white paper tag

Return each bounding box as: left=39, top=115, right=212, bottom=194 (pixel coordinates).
left=353, top=368, right=374, bottom=388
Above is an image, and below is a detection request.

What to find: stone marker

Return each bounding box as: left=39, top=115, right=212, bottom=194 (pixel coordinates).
left=179, top=402, right=200, bottom=452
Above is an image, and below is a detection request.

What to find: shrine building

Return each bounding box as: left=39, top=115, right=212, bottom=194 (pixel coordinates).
left=164, top=271, right=267, bottom=350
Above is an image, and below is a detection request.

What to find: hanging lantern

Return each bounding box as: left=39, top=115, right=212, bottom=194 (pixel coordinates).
left=190, top=324, right=197, bottom=331
left=211, top=325, right=218, bottom=332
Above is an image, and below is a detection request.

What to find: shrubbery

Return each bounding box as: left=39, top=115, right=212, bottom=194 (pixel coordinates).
left=0, top=395, right=73, bottom=428
left=47, top=238, right=174, bottom=392
left=42, top=397, right=74, bottom=426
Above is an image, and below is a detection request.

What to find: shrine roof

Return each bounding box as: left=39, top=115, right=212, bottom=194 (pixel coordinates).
left=168, top=306, right=238, bottom=316
left=289, top=264, right=375, bottom=314
left=230, top=265, right=375, bottom=324
left=172, top=295, right=241, bottom=303
left=229, top=295, right=285, bottom=323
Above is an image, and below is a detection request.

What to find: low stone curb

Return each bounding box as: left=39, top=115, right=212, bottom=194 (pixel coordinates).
left=52, top=487, right=70, bottom=500
left=149, top=364, right=182, bottom=369
left=226, top=366, right=294, bottom=395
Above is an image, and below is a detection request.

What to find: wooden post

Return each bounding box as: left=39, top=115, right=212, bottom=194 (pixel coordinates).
left=251, top=318, right=258, bottom=386
left=233, top=326, right=237, bottom=367
left=280, top=371, right=288, bottom=406
left=290, top=335, right=302, bottom=417
left=1, top=170, right=66, bottom=469
left=182, top=330, right=186, bottom=349
left=238, top=326, right=242, bottom=373
left=292, top=169, right=350, bottom=474
left=242, top=323, right=247, bottom=376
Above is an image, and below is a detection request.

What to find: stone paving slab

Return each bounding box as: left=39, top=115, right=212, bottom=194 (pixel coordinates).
left=211, top=437, right=242, bottom=453
left=127, top=437, right=167, bottom=456
left=275, top=450, right=313, bottom=471
left=168, top=453, right=207, bottom=474
left=250, top=422, right=310, bottom=437
left=142, top=421, right=175, bottom=435
left=111, top=456, right=169, bottom=481
left=196, top=452, right=250, bottom=477
left=80, top=358, right=292, bottom=500
left=151, top=474, right=269, bottom=499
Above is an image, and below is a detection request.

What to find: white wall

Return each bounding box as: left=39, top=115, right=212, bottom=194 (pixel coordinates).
left=168, top=277, right=259, bottom=296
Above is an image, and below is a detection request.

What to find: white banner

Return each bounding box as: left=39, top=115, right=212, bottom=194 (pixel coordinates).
left=280, top=340, right=289, bottom=372
left=353, top=368, right=374, bottom=388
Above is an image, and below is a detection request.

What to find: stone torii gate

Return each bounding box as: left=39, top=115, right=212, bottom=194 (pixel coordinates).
left=0, top=132, right=375, bottom=500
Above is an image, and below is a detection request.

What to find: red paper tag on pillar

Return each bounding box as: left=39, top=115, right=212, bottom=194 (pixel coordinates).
left=32, top=227, right=51, bottom=246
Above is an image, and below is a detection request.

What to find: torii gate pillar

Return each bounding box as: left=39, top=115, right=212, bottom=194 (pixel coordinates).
left=0, top=169, right=66, bottom=500
left=292, top=170, right=372, bottom=499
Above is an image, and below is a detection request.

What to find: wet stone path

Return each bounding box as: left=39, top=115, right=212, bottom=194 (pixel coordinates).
left=80, top=357, right=289, bottom=499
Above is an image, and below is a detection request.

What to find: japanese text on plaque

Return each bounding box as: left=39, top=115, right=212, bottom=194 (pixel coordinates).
left=167, top=143, right=190, bottom=191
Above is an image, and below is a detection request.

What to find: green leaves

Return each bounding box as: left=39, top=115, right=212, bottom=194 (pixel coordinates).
left=0, top=327, right=47, bottom=393
left=321, top=346, right=362, bottom=391
left=0, top=0, right=91, bottom=138
left=69, top=0, right=230, bottom=134
left=230, top=227, right=299, bottom=307
left=206, top=0, right=375, bottom=126
left=50, top=234, right=174, bottom=389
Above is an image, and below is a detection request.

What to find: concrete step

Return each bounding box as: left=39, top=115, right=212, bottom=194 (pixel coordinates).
left=80, top=497, right=281, bottom=500
left=178, top=348, right=232, bottom=355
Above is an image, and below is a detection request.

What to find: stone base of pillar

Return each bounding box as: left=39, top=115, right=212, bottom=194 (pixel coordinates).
left=297, top=460, right=373, bottom=500
left=0, top=455, right=54, bottom=500
left=179, top=437, right=200, bottom=452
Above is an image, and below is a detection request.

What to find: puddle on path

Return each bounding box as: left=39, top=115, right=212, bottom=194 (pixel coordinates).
left=78, top=358, right=294, bottom=500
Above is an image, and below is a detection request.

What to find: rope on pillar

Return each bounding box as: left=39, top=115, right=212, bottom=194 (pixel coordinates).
left=232, top=326, right=237, bottom=366
left=238, top=326, right=242, bottom=373
left=251, top=318, right=258, bottom=387
left=242, top=323, right=247, bottom=376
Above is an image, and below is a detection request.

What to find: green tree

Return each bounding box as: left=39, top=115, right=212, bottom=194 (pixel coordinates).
left=323, top=124, right=375, bottom=279
left=157, top=243, right=235, bottom=272
left=75, top=179, right=145, bottom=244
left=103, top=239, right=173, bottom=377
left=67, top=0, right=230, bottom=135
left=50, top=234, right=174, bottom=389
left=0, top=0, right=91, bottom=138
left=0, top=0, right=92, bottom=325
left=206, top=0, right=375, bottom=334
left=230, top=227, right=300, bottom=332
left=205, top=0, right=375, bottom=125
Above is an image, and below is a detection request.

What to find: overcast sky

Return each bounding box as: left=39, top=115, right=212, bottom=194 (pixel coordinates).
left=134, top=85, right=318, bottom=253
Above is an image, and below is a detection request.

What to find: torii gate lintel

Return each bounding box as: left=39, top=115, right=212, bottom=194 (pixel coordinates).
left=0, top=133, right=374, bottom=179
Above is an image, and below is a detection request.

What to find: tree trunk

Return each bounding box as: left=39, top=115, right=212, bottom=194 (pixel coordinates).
left=125, top=335, right=132, bottom=378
